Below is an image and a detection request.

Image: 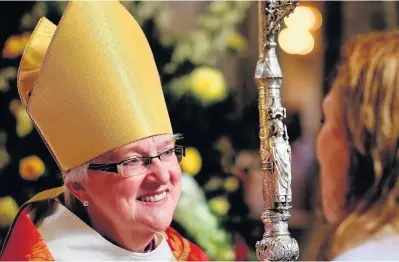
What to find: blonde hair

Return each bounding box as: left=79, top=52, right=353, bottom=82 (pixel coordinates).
left=323, top=30, right=399, bottom=259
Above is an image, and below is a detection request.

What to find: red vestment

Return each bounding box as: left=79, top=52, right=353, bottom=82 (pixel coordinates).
left=0, top=188, right=208, bottom=261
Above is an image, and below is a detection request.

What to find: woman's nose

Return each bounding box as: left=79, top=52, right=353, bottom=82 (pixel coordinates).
left=146, top=158, right=170, bottom=184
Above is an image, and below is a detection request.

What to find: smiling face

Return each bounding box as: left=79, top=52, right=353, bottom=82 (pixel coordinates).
left=71, top=134, right=182, bottom=239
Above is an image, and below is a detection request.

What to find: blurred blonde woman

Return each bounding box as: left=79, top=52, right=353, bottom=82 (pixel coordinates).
left=317, top=30, right=399, bottom=260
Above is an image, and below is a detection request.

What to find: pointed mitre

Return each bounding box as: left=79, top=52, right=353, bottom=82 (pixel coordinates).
left=18, top=1, right=173, bottom=172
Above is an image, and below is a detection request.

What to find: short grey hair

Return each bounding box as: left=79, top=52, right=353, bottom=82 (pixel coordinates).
left=63, top=162, right=90, bottom=208
left=63, top=133, right=183, bottom=208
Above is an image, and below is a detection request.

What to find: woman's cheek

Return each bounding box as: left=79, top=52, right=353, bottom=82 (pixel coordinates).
left=111, top=178, right=141, bottom=202
left=316, top=125, right=329, bottom=164
left=170, top=166, right=182, bottom=183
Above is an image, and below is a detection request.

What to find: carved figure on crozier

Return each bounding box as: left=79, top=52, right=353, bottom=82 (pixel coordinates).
left=269, top=119, right=292, bottom=208
left=267, top=98, right=286, bottom=120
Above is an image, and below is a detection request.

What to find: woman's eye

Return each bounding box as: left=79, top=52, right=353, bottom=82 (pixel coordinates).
left=125, top=158, right=141, bottom=166
left=163, top=148, right=174, bottom=157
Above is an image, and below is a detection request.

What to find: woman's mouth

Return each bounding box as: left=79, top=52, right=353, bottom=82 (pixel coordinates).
left=137, top=190, right=168, bottom=203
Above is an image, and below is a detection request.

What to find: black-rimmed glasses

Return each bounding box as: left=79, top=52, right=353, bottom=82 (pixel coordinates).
left=88, top=145, right=185, bottom=177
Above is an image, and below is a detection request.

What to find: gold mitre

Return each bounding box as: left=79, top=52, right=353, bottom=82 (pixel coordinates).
left=17, top=1, right=173, bottom=172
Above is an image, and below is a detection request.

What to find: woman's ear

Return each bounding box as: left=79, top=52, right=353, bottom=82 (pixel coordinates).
left=65, top=182, right=88, bottom=203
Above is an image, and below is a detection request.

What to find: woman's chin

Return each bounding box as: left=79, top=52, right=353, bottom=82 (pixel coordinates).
left=139, top=211, right=173, bottom=233
left=135, top=196, right=175, bottom=232
left=150, top=218, right=172, bottom=232
left=322, top=199, right=343, bottom=224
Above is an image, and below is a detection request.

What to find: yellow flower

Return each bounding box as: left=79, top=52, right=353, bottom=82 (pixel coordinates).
left=226, top=33, right=247, bottom=53
left=209, top=196, right=230, bottom=216
left=19, top=155, right=45, bottom=181
left=2, top=33, right=31, bottom=59
left=190, top=67, right=228, bottom=105
left=8, top=99, right=21, bottom=114
left=0, top=67, right=17, bottom=92
left=180, top=147, right=202, bottom=176
left=15, top=110, right=34, bottom=138
left=0, top=132, right=10, bottom=170
left=0, top=149, right=10, bottom=170
left=0, top=196, right=19, bottom=228
left=223, top=176, right=239, bottom=193
left=9, top=99, right=33, bottom=138
left=204, top=177, right=224, bottom=191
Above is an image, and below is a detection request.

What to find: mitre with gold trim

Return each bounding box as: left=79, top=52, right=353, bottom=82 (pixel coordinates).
left=18, top=1, right=173, bottom=172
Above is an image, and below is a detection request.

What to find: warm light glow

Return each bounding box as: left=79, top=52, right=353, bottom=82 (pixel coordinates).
left=284, top=6, right=315, bottom=31
left=297, top=32, right=314, bottom=55
left=310, top=7, right=322, bottom=30
left=278, top=28, right=314, bottom=55
left=280, top=5, right=319, bottom=56
left=278, top=28, right=298, bottom=54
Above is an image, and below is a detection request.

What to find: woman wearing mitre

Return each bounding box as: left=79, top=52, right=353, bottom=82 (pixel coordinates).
left=0, top=1, right=207, bottom=261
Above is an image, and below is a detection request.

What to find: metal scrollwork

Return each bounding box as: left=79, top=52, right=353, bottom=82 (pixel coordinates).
left=264, top=0, right=299, bottom=38
left=256, top=235, right=299, bottom=261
